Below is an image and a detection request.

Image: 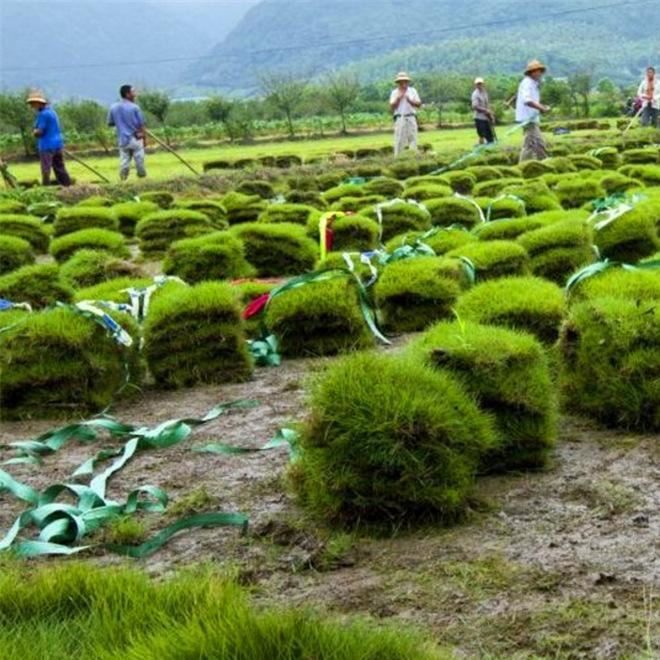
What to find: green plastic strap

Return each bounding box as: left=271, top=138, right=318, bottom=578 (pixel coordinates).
left=248, top=334, right=281, bottom=367
left=193, top=427, right=301, bottom=461
left=0, top=469, right=39, bottom=505
left=565, top=258, right=660, bottom=294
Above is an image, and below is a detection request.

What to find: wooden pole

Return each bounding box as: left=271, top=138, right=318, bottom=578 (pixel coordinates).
left=144, top=129, right=200, bottom=176
left=63, top=149, right=111, bottom=183
left=622, top=105, right=644, bottom=135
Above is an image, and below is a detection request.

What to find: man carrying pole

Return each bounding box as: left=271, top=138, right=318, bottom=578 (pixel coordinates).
left=26, top=89, right=72, bottom=187
left=390, top=72, right=422, bottom=156
left=637, top=66, right=659, bottom=128
left=471, top=77, right=496, bottom=145
left=107, top=84, right=147, bottom=181
left=516, top=59, right=551, bottom=162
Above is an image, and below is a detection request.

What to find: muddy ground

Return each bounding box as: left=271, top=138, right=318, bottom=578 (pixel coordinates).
left=1, top=343, right=659, bottom=658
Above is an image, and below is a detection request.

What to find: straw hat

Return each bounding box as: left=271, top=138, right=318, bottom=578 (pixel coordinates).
left=474, top=77, right=485, bottom=85
left=26, top=89, right=47, bottom=104
left=525, top=59, right=547, bottom=75
left=394, top=71, right=411, bottom=83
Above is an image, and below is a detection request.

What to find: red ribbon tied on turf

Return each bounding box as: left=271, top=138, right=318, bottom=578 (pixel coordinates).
left=242, top=293, right=271, bottom=319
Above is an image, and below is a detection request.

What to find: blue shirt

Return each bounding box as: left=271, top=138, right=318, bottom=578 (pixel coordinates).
left=34, top=106, right=64, bottom=152
left=107, top=100, right=145, bottom=147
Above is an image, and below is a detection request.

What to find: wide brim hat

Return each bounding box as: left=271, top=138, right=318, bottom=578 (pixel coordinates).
left=474, top=77, right=485, bottom=85
left=525, top=59, right=547, bottom=75
left=26, top=89, right=47, bottom=104
left=394, top=71, right=411, bottom=83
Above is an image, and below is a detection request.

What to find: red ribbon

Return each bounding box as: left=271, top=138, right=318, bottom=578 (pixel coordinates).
left=242, top=293, right=270, bottom=319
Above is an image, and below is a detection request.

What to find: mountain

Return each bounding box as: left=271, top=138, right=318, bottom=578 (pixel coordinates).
left=185, top=0, right=660, bottom=93
left=0, top=0, right=259, bottom=101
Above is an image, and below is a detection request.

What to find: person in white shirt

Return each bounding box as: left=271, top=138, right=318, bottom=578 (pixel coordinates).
left=637, top=66, right=659, bottom=128
left=515, top=59, right=551, bottom=163
left=389, top=72, right=422, bottom=156
left=471, top=77, right=495, bottom=144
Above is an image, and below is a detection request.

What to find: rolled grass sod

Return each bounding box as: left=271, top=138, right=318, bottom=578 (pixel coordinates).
left=163, top=231, right=255, bottom=283
left=403, top=182, right=453, bottom=200
left=0, top=263, right=73, bottom=308
left=0, top=306, right=141, bottom=419
left=423, top=197, right=482, bottom=228
left=321, top=183, right=367, bottom=204
left=138, top=190, right=174, bottom=208
left=326, top=214, right=380, bottom=252
left=76, top=194, right=114, bottom=207
left=519, top=160, right=556, bottom=179
left=286, top=189, right=327, bottom=208
left=568, top=267, right=660, bottom=303
left=374, top=256, right=471, bottom=332
left=473, top=177, right=525, bottom=198
left=599, top=171, right=641, bottom=194
left=475, top=196, right=526, bottom=220
left=291, top=351, right=496, bottom=527
left=0, top=235, right=34, bottom=275
left=560, top=296, right=659, bottom=431
left=385, top=227, right=477, bottom=255
left=364, top=176, right=404, bottom=197
left=454, top=276, right=566, bottom=344
left=446, top=240, right=530, bottom=280
left=236, top=179, right=276, bottom=198
left=621, top=148, right=659, bottom=164
left=135, top=209, right=213, bottom=256
left=443, top=171, right=477, bottom=194
left=50, top=228, right=129, bottom=263
left=0, top=199, right=27, bottom=214
left=221, top=191, right=268, bottom=224
left=173, top=199, right=228, bottom=228
left=259, top=203, right=320, bottom=226
left=53, top=206, right=119, bottom=237
left=230, top=222, right=318, bottom=277
left=409, top=320, right=557, bottom=470
left=0, top=214, right=50, bottom=252
left=362, top=200, right=432, bottom=241
left=61, top=249, right=145, bottom=289
left=265, top=277, right=375, bottom=357
left=617, top=164, right=660, bottom=186
left=111, top=200, right=160, bottom=236
left=473, top=211, right=563, bottom=241
left=464, top=165, right=504, bottom=182
left=544, top=156, right=578, bottom=173
left=554, top=176, right=605, bottom=209
left=74, top=277, right=157, bottom=304
left=330, top=194, right=386, bottom=213
left=143, top=281, right=252, bottom=388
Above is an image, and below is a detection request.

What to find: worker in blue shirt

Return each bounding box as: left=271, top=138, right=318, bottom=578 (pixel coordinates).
left=26, top=89, right=71, bottom=186
left=107, top=84, right=147, bottom=180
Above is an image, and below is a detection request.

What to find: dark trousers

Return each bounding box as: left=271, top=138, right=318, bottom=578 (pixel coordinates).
left=475, top=118, right=495, bottom=143
left=640, top=105, right=659, bottom=128
left=39, top=149, right=72, bottom=186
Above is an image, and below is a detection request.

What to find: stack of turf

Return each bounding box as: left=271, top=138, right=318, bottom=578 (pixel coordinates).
left=290, top=352, right=496, bottom=527
left=446, top=240, right=530, bottom=280
left=617, top=164, right=660, bottom=186
left=286, top=190, right=327, bottom=208
left=0, top=215, right=50, bottom=252
left=423, top=197, right=481, bottom=228
left=385, top=159, right=420, bottom=180
left=321, top=184, right=366, bottom=205
left=173, top=199, right=228, bottom=228
left=236, top=179, right=276, bottom=199
left=60, top=249, right=145, bottom=289
left=323, top=214, right=380, bottom=252
left=594, top=200, right=660, bottom=262
left=265, top=277, right=375, bottom=357
left=385, top=227, right=476, bottom=255
left=443, top=171, right=476, bottom=194
left=361, top=200, right=431, bottom=241
left=599, top=171, right=640, bottom=194
left=473, top=177, right=524, bottom=198
left=111, top=201, right=159, bottom=236
left=465, top=165, right=503, bottom=182
left=544, top=156, right=578, bottom=174
left=0, top=200, right=27, bottom=214
left=259, top=203, right=320, bottom=226
left=374, top=256, right=471, bottom=332
left=163, top=231, right=255, bottom=283
left=53, top=207, right=119, bottom=237
left=560, top=296, right=659, bottom=431
left=364, top=177, right=404, bottom=197
left=475, top=196, right=526, bottom=220
left=315, top=172, right=346, bottom=191
left=221, top=192, right=268, bottom=224
left=455, top=276, right=565, bottom=344
left=517, top=217, right=593, bottom=283
left=0, top=263, right=73, bottom=308
left=143, top=282, right=252, bottom=388
left=473, top=211, right=560, bottom=241
left=589, top=147, right=620, bottom=169
left=568, top=154, right=603, bottom=170
left=568, top=267, right=660, bottom=303
left=0, top=235, right=34, bottom=275
left=409, top=320, right=557, bottom=470
left=501, top=181, right=561, bottom=214
left=135, top=209, right=213, bottom=256
left=50, top=228, right=129, bottom=263
left=139, top=190, right=174, bottom=208
left=519, top=160, right=555, bottom=179
left=621, top=148, right=659, bottom=165
left=0, top=306, right=140, bottom=419
left=74, top=277, right=154, bottom=304
left=554, top=176, right=605, bottom=209
left=402, top=182, right=453, bottom=200
left=231, top=222, right=317, bottom=276
left=330, top=194, right=386, bottom=213
left=77, top=195, right=113, bottom=207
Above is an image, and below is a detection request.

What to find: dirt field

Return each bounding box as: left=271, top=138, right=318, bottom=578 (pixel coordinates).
left=1, top=339, right=659, bottom=658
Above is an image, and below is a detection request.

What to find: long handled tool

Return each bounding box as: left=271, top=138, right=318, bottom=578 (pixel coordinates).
left=145, top=129, right=200, bottom=176
left=63, top=149, right=111, bottom=183
left=622, top=104, right=645, bottom=136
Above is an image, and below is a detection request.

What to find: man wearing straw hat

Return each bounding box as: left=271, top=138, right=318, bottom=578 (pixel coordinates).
left=516, top=59, right=551, bottom=162
left=471, top=77, right=495, bottom=145
left=390, top=72, right=422, bottom=156
left=26, top=89, right=71, bottom=187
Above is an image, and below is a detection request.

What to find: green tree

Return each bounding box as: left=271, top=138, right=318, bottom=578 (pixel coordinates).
left=140, top=89, right=171, bottom=143
left=0, top=90, right=35, bottom=156
left=58, top=99, right=111, bottom=152
left=568, top=72, right=593, bottom=117
left=324, top=73, right=361, bottom=134
left=259, top=72, right=308, bottom=137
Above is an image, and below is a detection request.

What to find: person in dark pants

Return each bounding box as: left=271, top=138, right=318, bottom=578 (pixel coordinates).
left=637, top=66, right=659, bottom=128
left=26, top=89, right=71, bottom=187
left=471, top=77, right=495, bottom=144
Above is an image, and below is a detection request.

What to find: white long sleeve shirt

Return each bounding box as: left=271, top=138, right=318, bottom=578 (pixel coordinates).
left=637, top=78, right=659, bottom=109
left=390, top=87, right=421, bottom=116
left=515, top=76, right=541, bottom=124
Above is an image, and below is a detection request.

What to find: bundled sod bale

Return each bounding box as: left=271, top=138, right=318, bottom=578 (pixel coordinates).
left=76, top=195, right=113, bottom=207
left=0, top=263, right=72, bottom=308
left=230, top=222, right=317, bottom=276
left=163, top=231, right=255, bottom=283
left=385, top=159, right=420, bottom=180
left=517, top=218, right=594, bottom=283
left=111, top=200, right=159, bottom=237
left=321, top=184, right=366, bottom=204
left=559, top=297, right=659, bottom=431
left=50, top=228, right=129, bottom=263
left=362, top=200, right=432, bottom=241
left=443, top=171, right=476, bottom=194
left=0, top=214, right=50, bottom=252
left=221, top=192, right=268, bottom=224
left=455, top=275, right=565, bottom=343
left=385, top=227, right=477, bottom=255
left=287, top=175, right=319, bottom=192
left=501, top=181, right=562, bottom=214
left=330, top=194, right=386, bottom=213
left=138, top=190, right=174, bottom=208
left=409, top=320, right=557, bottom=470
left=0, top=306, right=141, bottom=420
left=135, top=209, right=213, bottom=256
left=326, top=214, right=380, bottom=252
left=599, top=172, right=641, bottom=194
left=374, top=256, right=471, bottom=332
left=464, top=165, right=503, bottom=182
left=519, top=160, right=556, bottom=179
left=446, top=240, right=530, bottom=280
left=265, top=277, right=375, bottom=357
left=60, top=249, right=145, bottom=289
left=402, top=182, right=453, bottom=200
left=473, top=212, right=562, bottom=241
left=74, top=277, right=154, bottom=304
left=173, top=199, right=228, bottom=228
left=286, top=190, right=327, bottom=208
left=259, top=203, right=320, bottom=226
left=143, top=281, right=252, bottom=388
left=236, top=180, right=276, bottom=199
left=290, top=351, right=496, bottom=526
left=621, top=148, right=659, bottom=165
left=590, top=147, right=620, bottom=169
left=364, top=177, right=404, bottom=197
left=617, top=164, right=660, bottom=186
left=475, top=196, right=526, bottom=220
left=569, top=267, right=660, bottom=303
left=53, top=207, right=119, bottom=237
left=0, top=199, right=27, bottom=214
left=315, top=172, right=346, bottom=191
left=568, top=154, right=603, bottom=170
left=0, top=235, right=34, bottom=275
left=554, top=176, right=605, bottom=209
left=544, top=156, right=578, bottom=173
left=424, top=196, right=481, bottom=228
left=594, top=201, right=660, bottom=262
left=473, top=177, right=525, bottom=198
